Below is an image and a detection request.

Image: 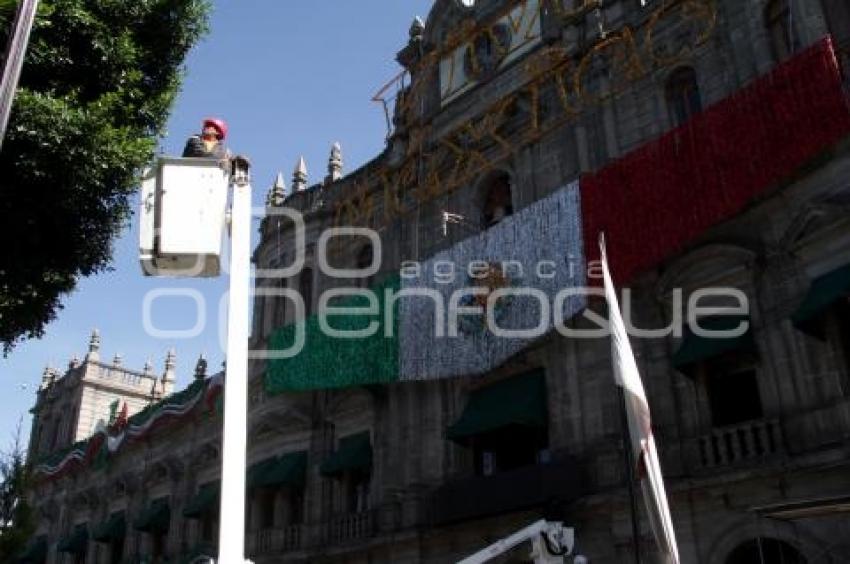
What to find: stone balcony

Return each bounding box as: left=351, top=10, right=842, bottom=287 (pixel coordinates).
left=246, top=511, right=377, bottom=558
left=323, top=510, right=377, bottom=545
left=247, top=524, right=303, bottom=557
left=690, top=419, right=784, bottom=471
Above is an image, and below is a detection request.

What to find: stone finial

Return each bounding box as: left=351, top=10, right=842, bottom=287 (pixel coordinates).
left=143, top=359, right=154, bottom=376
left=292, top=156, right=308, bottom=192
left=87, top=328, right=101, bottom=360
left=326, top=142, right=343, bottom=184
left=165, top=348, right=176, bottom=368
left=409, top=16, right=425, bottom=42
left=267, top=172, right=288, bottom=207
left=162, top=348, right=176, bottom=384
left=194, top=354, right=208, bottom=381
left=40, top=366, right=52, bottom=390
left=69, top=355, right=81, bottom=370
left=112, top=353, right=123, bottom=367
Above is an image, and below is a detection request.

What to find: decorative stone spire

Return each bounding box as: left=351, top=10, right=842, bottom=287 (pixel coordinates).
left=163, top=348, right=176, bottom=383
left=143, top=359, right=154, bottom=376
left=194, top=354, right=208, bottom=381
left=267, top=172, right=288, bottom=207
left=87, top=329, right=101, bottom=361
left=112, top=353, right=123, bottom=367
left=40, top=366, right=52, bottom=391
left=326, top=142, right=343, bottom=184
left=409, top=16, right=425, bottom=43
left=69, top=355, right=80, bottom=370
left=292, top=156, right=308, bottom=192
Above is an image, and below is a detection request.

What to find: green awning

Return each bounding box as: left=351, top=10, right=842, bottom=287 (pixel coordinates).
left=792, top=264, right=850, bottom=336
left=253, top=451, right=307, bottom=489
left=58, top=525, right=88, bottom=554
left=673, top=315, right=756, bottom=375
left=247, top=458, right=278, bottom=489
left=446, top=370, right=547, bottom=443
left=92, top=512, right=125, bottom=543
left=320, top=432, right=372, bottom=477
left=133, top=498, right=170, bottom=534
left=183, top=482, right=219, bottom=519
left=18, top=536, right=47, bottom=563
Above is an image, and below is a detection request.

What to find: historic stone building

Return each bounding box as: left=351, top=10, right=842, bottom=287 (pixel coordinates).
left=22, top=0, right=850, bottom=563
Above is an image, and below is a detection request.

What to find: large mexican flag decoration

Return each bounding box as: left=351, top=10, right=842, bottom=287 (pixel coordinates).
left=265, top=38, right=850, bottom=393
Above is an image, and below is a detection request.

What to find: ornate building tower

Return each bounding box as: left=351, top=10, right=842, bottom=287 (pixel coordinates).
left=27, top=330, right=177, bottom=460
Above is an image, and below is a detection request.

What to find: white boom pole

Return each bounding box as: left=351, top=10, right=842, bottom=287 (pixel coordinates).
left=457, top=520, right=576, bottom=564
left=0, top=0, right=39, bottom=151
left=218, top=157, right=252, bottom=564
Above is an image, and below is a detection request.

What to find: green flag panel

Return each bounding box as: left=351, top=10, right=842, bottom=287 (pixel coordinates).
left=266, top=277, right=400, bottom=393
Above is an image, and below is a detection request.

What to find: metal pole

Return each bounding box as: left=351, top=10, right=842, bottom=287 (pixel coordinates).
left=618, top=385, right=642, bottom=564
left=0, top=0, right=39, bottom=151
left=218, top=157, right=252, bottom=564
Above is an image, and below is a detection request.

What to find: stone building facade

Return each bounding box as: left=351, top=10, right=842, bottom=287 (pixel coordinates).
left=23, top=0, right=850, bottom=563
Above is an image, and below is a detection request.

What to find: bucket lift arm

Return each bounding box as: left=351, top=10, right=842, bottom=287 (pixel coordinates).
left=456, top=520, right=575, bottom=564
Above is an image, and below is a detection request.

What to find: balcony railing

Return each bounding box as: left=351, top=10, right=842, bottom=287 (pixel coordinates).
left=248, top=524, right=302, bottom=555
left=695, top=419, right=784, bottom=469
left=324, top=510, right=376, bottom=545
left=430, top=457, right=583, bottom=525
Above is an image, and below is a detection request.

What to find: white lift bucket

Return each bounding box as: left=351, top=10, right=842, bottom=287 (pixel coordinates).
left=139, top=157, right=229, bottom=277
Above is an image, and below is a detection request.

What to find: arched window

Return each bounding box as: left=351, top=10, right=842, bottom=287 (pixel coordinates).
left=726, top=538, right=806, bottom=564
left=766, top=0, right=798, bottom=62
left=665, top=67, right=702, bottom=127
left=299, top=268, right=314, bottom=318
left=480, top=172, right=514, bottom=228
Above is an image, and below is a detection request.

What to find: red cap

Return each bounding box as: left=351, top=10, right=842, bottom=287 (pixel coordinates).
left=202, top=118, right=228, bottom=140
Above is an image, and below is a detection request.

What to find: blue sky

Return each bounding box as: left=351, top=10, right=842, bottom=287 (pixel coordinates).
left=0, top=1, right=434, bottom=447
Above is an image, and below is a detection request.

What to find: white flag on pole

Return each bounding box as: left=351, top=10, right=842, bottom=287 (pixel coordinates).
left=599, top=234, right=680, bottom=564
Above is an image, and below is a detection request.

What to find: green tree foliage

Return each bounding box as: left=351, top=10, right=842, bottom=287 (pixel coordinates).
left=0, top=0, right=211, bottom=353
left=0, top=423, right=34, bottom=561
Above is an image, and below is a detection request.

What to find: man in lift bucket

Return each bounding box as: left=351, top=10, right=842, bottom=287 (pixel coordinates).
left=183, top=117, right=230, bottom=160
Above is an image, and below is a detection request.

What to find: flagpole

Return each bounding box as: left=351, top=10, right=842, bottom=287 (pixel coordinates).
left=618, top=384, right=642, bottom=564
left=600, top=231, right=680, bottom=564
